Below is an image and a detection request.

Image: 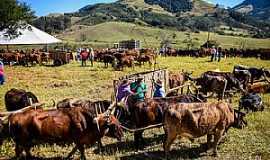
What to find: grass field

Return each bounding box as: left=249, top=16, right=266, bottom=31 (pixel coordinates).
left=0, top=56, right=270, bottom=160
left=59, top=22, right=270, bottom=49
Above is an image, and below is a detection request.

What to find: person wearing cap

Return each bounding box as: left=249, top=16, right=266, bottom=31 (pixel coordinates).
left=0, top=59, right=5, bottom=85
left=153, top=79, right=165, bottom=98
left=130, top=77, right=147, bottom=102
left=116, top=79, right=132, bottom=102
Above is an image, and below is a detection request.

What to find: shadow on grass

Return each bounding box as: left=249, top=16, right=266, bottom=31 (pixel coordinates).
left=119, top=144, right=209, bottom=160
left=9, top=156, right=64, bottom=160
left=93, top=134, right=165, bottom=155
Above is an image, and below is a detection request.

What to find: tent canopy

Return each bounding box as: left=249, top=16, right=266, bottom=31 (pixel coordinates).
left=0, top=25, right=62, bottom=45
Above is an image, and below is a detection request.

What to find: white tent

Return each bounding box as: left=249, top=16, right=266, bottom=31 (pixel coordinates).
left=0, top=25, right=62, bottom=45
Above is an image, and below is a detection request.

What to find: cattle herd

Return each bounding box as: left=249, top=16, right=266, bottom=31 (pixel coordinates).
left=0, top=64, right=269, bottom=159
left=0, top=49, right=73, bottom=66
left=1, top=47, right=270, bottom=69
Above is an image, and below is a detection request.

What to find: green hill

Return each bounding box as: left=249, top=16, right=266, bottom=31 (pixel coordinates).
left=32, top=0, right=270, bottom=39
left=59, top=22, right=270, bottom=49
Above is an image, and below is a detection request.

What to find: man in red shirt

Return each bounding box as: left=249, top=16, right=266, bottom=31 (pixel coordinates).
left=80, top=49, right=89, bottom=67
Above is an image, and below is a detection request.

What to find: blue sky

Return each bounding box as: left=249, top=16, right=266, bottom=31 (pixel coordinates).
left=19, top=0, right=242, bottom=16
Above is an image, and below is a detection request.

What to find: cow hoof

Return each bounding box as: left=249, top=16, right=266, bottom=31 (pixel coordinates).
left=212, top=152, right=219, bottom=157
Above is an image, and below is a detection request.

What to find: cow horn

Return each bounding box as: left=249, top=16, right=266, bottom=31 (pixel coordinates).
left=94, top=117, right=100, bottom=133
left=111, top=106, right=116, bottom=115
left=108, top=101, right=116, bottom=111
left=0, top=103, right=44, bottom=116
left=201, top=92, right=214, bottom=99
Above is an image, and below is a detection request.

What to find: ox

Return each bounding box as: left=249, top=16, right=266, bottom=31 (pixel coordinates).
left=233, top=65, right=270, bottom=84
left=192, top=71, right=246, bottom=99
left=247, top=82, right=270, bottom=94
left=56, top=98, right=121, bottom=150
left=169, top=71, right=192, bottom=89
left=163, top=102, right=247, bottom=157
left=124, top=94, right=206, bottom=148
left=5, top=88, right=39, bottom=111
left=1, top=105, right=123, bottom=160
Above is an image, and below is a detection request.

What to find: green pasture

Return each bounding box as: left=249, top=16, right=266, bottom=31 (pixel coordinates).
left=59, top=22, right=270, bottom=49
left=0, top=56, right=269, bottom=159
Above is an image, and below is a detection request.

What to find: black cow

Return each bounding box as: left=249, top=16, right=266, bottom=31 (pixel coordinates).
left=5, top=88, right=39, bottom=111
left=234, top=65, right=270, bottom=84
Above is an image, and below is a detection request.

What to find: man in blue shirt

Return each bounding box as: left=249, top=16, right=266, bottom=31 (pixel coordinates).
left=153, top=79, right=165, bottom=98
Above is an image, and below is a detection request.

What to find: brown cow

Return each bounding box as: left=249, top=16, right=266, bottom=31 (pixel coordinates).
left=169, top=71, right=192, bottom=89
left=247, top=82, right=270, bottom=94
left=5, top=106, right=123, bottom=159
left=163, top=102, right=247, bottom=157
left=124, top=95, right=206, bottom=148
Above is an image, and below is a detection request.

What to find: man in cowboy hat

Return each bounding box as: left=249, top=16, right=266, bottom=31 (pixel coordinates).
left=153, top=79, right=165, bottom=98
left=130, top=77, right=147, bottom=102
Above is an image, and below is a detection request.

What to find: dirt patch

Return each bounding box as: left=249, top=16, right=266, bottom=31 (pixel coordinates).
left=46, top=81, right=72, bottom=89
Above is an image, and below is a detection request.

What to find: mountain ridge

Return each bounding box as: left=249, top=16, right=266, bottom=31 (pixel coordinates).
left=32, top=0, right=270, bottom=38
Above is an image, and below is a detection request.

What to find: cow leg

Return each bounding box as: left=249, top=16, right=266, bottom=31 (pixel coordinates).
left=66, top=145, right=78, bottom=159
left=78, top=145, right=86, bottom=160
left=97, top=139, right=105, bottom=153
left=25, top=145, right=32, bottom=159
left=15, top=143, right=24, bottom=157
left=206, top=134, right=213, bottom=149
left=134, top=131, right=144, bottom=149
left=212, top=129, right=225, bottom=157
left=163, top=128, right=177, bottom=157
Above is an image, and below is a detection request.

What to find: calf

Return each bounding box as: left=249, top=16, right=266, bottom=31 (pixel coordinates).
left=163, top=102, right=247, bottom=157
left=6, top=106, right=123, bottom=159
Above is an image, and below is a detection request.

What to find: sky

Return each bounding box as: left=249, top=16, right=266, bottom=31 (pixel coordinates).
left=19, top=0, right=242, bottom=16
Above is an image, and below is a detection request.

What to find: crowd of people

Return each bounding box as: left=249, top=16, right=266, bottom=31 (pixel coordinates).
left=210, top=46, right=222, bottom=62
left=77, top=48, right=95, bottom=67
left=116, top=77, right=165, bottom=108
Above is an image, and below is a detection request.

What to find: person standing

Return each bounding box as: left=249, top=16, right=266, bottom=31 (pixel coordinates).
left=153, top=79, right=165, bottom=98
left=76, top=48, right=81, bottom=61
left=89, top=48, right=95, bottom=67
left=80, top=49, right=88, bottom=67
left=0, top=59, right=5, bottom=85
left=130, top=77, right=147, bottom=102
left=211, top=46, right=217, bottom=62
left=217, top=47, right=222, bottom=62
left=116, top=79, right=132, bottom=102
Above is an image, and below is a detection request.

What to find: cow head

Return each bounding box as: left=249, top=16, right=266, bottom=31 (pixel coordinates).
left=94, top=113, right=123, bottom=142
left=105, top=115, right=123, bottom=141
left=263, top=69, right=270, bottom=78
left=233, top=110, right=247, bottom=129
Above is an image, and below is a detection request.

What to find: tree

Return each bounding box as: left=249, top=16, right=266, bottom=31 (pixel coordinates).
left=0, top=0, right=35, bottom=37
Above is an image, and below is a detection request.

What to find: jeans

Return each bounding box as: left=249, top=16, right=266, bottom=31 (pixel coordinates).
left=0, top=75, right=5, bottom=85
